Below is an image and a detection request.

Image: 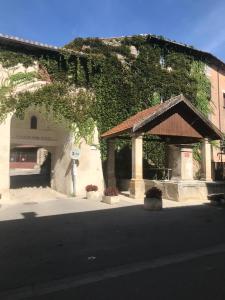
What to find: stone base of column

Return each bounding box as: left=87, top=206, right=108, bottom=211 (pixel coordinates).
left=129, top=179, right=145, bottom=199
left=200, top=176, right=213, bottom=182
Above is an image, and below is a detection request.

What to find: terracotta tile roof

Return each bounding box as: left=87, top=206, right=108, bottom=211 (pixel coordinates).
left=101, top=94, right=223, bottom=140
left=101, top=102, right=163, bottom=138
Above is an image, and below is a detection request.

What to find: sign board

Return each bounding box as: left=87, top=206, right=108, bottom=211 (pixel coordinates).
left=70, top=148, right=80, bottom=160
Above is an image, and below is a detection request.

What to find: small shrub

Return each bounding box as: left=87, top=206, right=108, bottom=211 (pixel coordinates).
left=104, top=187, right=119, bottom=196
left=86, top=184, right=98, bottom=192
left=145, top=187, right=162, bottom=199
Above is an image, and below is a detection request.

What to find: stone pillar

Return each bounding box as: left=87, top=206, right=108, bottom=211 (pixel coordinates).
left=201, top=138, right=212, bottom=181
left=168, top=145, right=193, bottom=181
left=180, top=146, right=193, bottom=180
left=37, top=148, right=48, bottom=166
left=168, top=145, right=181, bottom=180
left=0, top=114, right=12, bottom=201
left=106, top=139, right=116, bottom=187
left=130, top=134, right=145, bottom=199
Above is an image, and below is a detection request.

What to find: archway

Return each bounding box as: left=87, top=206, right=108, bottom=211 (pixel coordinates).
left=10, top=107, right=72, bottom=194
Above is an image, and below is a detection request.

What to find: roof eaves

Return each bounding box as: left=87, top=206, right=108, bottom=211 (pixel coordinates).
left=0, top=33, right=88, bottom=57
left=101, top=127, right=132, bottom=139
left=133, top=94, right=223, bottom=140
left=0, top=33, right=59, bottom=52
left=180, top=96, right=224, bottom=139
left=146, top=35, right=225, bottom=70
left=133, top=94, right=184, bottom=132
left=100, top=34, right=225, bottom=70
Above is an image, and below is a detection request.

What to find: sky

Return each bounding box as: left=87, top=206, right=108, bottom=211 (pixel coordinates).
left=0, top=0, right=225, bottom=60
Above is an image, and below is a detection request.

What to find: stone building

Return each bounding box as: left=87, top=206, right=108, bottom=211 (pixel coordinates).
left=0, top=33, right=225, bottom=200
left=0, top=34, right=104, bottom=200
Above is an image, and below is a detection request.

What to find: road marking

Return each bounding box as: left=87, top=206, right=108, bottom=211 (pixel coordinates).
left=1, top=243, right=225, bottom=299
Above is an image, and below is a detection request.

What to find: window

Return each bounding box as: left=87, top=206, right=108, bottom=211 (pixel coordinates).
left=30, top=116, right=37, bottom=129
left=10, top=148, right=37, bottom=162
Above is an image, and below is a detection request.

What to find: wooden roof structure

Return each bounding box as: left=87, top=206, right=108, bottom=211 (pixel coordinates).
left=101, top=94, right=223, bottom=143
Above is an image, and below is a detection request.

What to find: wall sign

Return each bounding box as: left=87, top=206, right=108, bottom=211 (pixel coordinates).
left=70, top=148, right=80, bottom=160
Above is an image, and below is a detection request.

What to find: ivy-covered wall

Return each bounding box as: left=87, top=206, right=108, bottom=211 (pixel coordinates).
left=0, top=35, right=212, bottom=172
left=64, top=35, right=211, bottom=171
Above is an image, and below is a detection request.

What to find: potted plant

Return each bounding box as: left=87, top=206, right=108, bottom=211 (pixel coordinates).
left=86, top=185, right=98, bottom=200
left=102, top=187, right=120, bottom=204
left=144, top=187, right=162, bottom=210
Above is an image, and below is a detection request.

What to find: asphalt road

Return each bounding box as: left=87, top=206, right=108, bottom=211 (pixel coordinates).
left=0, top=199, right=225, bottom=299
left=30, top=252, right=225, bottom=300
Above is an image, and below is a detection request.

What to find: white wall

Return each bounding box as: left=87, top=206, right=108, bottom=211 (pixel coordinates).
left=0, top=63, right=104, bottom=198
left=76, top=128, right=104, bottom=196
left=0, top=114, right=11, bottom=200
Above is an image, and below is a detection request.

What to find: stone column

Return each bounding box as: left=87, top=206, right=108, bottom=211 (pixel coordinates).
left=168, top=145, right=181, bottom=180
left=168, top=145, right=194, bottom=181
left=129, top=134, right=145, bottom=199
left=0, top=114, right=12, bottom=201
left=106, top=139, right=116, bottom=187
left=180, top=146, right=193, bottom=180
left=201, top=138, right=212, bottom=181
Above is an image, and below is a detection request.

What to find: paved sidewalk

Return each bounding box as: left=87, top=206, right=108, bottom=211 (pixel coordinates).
left=0, top=188, right=210, bottom=221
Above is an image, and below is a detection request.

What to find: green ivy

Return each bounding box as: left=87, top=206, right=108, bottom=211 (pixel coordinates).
left=0, top=49, right=34, bottom=68
left=9, top=71, right=37, bottom=85
left=0, top=34, right=212, bottom=167
left=0, top=81, right=95, bottom=144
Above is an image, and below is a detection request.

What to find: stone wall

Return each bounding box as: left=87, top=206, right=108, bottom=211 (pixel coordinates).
left=119, top=178, right=225, bottom=202
left=0, top=114, right=11, bottom=200
left=0, top=63, right=104, bottom=198
left=9, top=108, right=104, bottom=197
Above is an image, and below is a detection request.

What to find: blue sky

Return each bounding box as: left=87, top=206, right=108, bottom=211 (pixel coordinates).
left=0, top=0, right=225, bottom=60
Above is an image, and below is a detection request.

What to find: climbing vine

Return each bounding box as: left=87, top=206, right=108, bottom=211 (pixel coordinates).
left=0, top=49, right=34, bottom=68
left=0, top=34, right=212, bottom=166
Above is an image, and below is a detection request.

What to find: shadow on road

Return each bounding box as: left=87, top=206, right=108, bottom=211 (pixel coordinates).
left=0, top=202, right=225, bottom=297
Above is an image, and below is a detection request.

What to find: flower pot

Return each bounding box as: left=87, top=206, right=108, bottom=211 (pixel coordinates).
left=144, top=197, right=162, bottom=210
left=86, top=191, right=99, bottom=200
left=102, top=195, right=120, bottom=204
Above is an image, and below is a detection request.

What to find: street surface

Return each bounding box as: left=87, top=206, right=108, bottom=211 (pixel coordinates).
left=0, top=191, right=225, bottom=299
left=30, top=252, right=225, bottom=300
